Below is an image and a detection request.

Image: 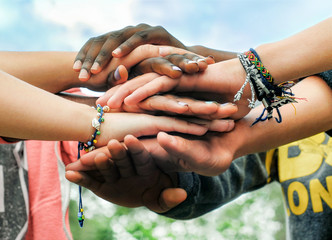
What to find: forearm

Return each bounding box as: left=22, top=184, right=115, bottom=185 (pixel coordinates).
left=0, top=70, right=94, bottom=141
left=57, top=92, right=98, bottom=106
left=0, top=51, right=82, bottom=92
left=232, top=75, right=332, bottom=158
left=187, top=45, right=238, bottom=62
left=255, top=17, right=332, bottom=84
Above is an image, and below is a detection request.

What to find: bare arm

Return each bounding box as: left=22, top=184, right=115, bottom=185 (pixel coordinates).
left=0, top=70, right=230, bottom=145
left=0, top=51, right=81, bottom=92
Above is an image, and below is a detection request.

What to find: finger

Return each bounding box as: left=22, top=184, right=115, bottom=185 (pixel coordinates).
left=157, top=188, right=187, bottom=213
left=199, top=102, right=238, bottom=120
left=94, top=153, right=119, bottom=183
left=183, top=53, right=209, bottom=72
left=205, top=55, right=215, bottom=64
left=80, top=146, right=111, bottom=167
left=136, top=95, right=237, bottom=119
left=97, top=85, right=121, bottom=106
left=150, top=115, right=209, bottom=136
left=73, top=39, right=93, bottom=72
left=91, top=39, right=116, bottom=74
left=113, top=25, right=186, bottom=58
left=124, top=75, right=178, bottom=106
left=185, top=118, right=235, bottom=132
left=138, top=94, right=189, bottom=114
left=157, top=132, right=209, bottom=172
left=105, top=65, right=129, bottom=86
left=124, top=135, right=157, bottom=176
left=179, top=100, right=238, bottom=120
left=107, top=73, right=161, bottom=108
left=113, top=31, right=153, bottom=58
left=134, top=57, right=183, bottom=79
left=79, top=40, right=105, bottom=81
left=112, top=24, right=152, bottom=57
left=65, top=146, right=110, bottom=172
left=65, top=170, right=103, bottom=192
left=157, top=132, right=230, bottom=176
left=165, top=54, right=199, bottom=73
left=107, top=139, right=135, bottom=178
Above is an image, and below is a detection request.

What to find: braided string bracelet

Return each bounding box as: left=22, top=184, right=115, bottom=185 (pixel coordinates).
left=234, top=49, right=300, bottom=126
left=76, top=104, right=110, bottom=227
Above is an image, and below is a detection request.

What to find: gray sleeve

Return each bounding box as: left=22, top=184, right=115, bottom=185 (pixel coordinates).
left=317, top=70, right=332, bottom=89
left=161, top=153, right=270, bottom=220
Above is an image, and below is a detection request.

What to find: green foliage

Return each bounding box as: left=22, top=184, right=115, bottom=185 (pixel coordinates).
left=70, top=182, right=285, bottom=240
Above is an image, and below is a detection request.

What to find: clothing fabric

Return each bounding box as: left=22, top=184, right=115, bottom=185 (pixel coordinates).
left=317, top=70, right=332, bottom=89
left=162, top=133, right=332, bottom=240
left=0, top=139, right=76, bottom=240
left=0, top=142, right=28, bottom=240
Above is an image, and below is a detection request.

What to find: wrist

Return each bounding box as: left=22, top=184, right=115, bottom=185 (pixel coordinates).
left=75, top=104, right=97, bottom=143
left=255, top=43, right=301, bottom=84
left=208, top=59, right=248, bottom=100
left=79, top=105, right=110, bottom=151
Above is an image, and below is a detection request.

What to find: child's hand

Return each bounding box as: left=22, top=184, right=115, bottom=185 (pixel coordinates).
left=73, top=23, right=189, bottom=81
left=99, top=59, right=251, bottom=120
left=95, top=112, right=235, bottom=148
left=65, top=135, right=187, bottom=213
left=98, top=86, right=238, bottom=120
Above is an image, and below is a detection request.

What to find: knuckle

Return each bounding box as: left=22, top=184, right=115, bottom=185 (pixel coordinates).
left=166, top=53, right=180, bottom=60
left=87, top=37, right=95, bottom=43
left=98, top=49, right=110, bottom=58
left=83, top=56, right=94, bottom=64
left=109, top=31, right=124, bottom=40
left=154, top=25, right=166, bottom=33
left=136, top=23, right=150, bottom=29
left=183, top=53, right=192, bottom=59
left=135, top=30, right=149, bottom=41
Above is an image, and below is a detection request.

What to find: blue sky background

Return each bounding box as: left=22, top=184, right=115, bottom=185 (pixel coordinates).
left=1, top=0, right=331, bottom=54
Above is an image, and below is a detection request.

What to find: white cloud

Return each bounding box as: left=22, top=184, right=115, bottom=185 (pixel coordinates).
left=32, top=0, right=136, bottom=32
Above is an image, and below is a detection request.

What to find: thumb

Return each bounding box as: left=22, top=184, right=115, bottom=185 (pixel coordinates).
left=158, top=188, right=187, bottom=212
left=106, top=65, right=129, bottom=87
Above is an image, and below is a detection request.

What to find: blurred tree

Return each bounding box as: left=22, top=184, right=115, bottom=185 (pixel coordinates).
left=70, top=182, right=285, bottom=240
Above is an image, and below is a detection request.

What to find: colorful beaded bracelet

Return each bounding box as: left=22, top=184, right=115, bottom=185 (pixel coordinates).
left=76, top=104, right=110, bottom=227
left=235, top=50, right=299, bottom=126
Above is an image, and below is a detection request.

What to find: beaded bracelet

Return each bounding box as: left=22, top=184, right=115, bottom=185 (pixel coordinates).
left=76, top=104, right=110, bottom=227
left=234, top=49, right=300, bottom=126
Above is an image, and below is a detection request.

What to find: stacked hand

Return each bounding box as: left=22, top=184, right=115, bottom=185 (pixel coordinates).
left=66, top=135, right=187, bottom=213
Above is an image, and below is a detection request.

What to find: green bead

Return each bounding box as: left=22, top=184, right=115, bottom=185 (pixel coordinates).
left=96, top=131, right=101, bottom=135
left=101, top=118, right=104, bottom=122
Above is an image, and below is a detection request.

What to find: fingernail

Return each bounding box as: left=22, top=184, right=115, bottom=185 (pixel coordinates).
left=172, top=66, right=182, bottom=72
left=205, top=101, right=214, bottom=104
left=114, top=67, right=121, bottom=81
left=78, top=69, right=89, bottom=80
left=220, top=102, right=237, bottom=107
left=187, top=60, right=197, bottom=64
left=197, top=58, right=206, bottom=63
left=177, top=101, right=188, bottom=106
left=91, top=62, right=100, bottom=71
left=73, top=60, right=82, bottom=70
left=112, top=48, right=121, bottom=57
left=220, top=103, right=230, bottom=107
